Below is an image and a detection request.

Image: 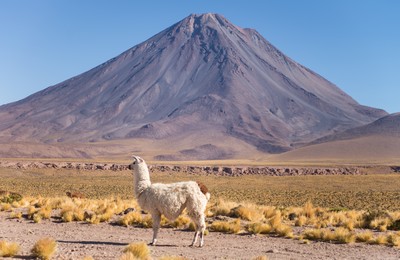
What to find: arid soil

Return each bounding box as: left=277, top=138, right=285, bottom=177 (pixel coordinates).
left=1, top=212, right=400, bottom=260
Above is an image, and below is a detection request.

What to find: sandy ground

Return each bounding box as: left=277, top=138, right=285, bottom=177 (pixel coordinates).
left=1, top=212, right=400, bottom=260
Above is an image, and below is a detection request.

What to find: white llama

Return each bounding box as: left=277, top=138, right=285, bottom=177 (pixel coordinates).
left=129, top=155, right=211, bottom=247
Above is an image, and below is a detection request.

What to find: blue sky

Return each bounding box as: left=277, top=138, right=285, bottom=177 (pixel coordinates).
left=1, top=1, right=399, bottom=113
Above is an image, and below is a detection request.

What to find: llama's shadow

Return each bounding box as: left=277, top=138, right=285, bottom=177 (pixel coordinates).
left=10, top=256, right=34, bottom=259
left=148, top=244, right=178, bottom=247
left=57, top=240, right=179, bottom=247
left=57, top=240, right=127, bottom=246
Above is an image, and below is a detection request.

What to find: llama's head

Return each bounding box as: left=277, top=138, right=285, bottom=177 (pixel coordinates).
left=129, top=155, right=147, bottom=171
left=129, top=155, right=151, bottom=184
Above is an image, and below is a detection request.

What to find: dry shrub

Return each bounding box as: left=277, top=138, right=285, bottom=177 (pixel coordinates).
left=302, top=228, right=324, bottom=241
left=263, top=206, right=277, bottom=219
left=62, top=210, right=74, bottom=222
left=252, top=256, right=269, bottom=260
left=87, top=215, right=101, bottom=225
left=355, top=230, right=374, bottom=243
left=27, top=206, right=38, bottom=219
left=210, top=219, right=241, bottom=234
left=211, top=199, right=238, bottom=217
left=0, top=240, right=20, bottom=257
left=171, top=215, right=191, bottom=229
left=120, top=252, right=137, bottom=260
left=9, top=211, right=22, bottom=219
left=370, top=217, right=390, bottom=232
left=275, top=224, right=294, bottom=238
left=333, top=227, right=355, bottom=244
left=83, top=256, right=94, bottom=260
left=369, top=235, right=388, bottom=245
left=387, top=233, right=400, bottom=247
left=303, top=201, right=316, bottom=218
left=230, top=205, right=263, bottom=222
left=188, top=222, right=196, bottom=231
left=118, top=212, right=152, bottom=228
left=31, top=237, right=57, bottom=260
left=122, top=242, right=150, bottom=260
left=303, top=228, right=354, bottom=244
left=141, top=215, right=153, bottom=228
left=0, top=203, right=12, bottom=211
left=246, top=222, right=272, bottom=235
left=98, top=209, right=114, bottom=222
left=295, top=215, right=307, bottom=227
left=119, top=212, right=144, bottom=227
left=33, top=214, right=43, bottom=223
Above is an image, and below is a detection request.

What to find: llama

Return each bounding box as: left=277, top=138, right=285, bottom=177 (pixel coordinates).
left=129, top=155, right=210, bottom=247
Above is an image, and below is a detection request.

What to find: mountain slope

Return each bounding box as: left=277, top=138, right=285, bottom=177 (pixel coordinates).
left=0, top=13, right=387, bottom=159
left=310, top=112, right=400, bottom=144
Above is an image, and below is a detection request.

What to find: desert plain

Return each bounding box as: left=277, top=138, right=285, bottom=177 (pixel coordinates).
left=1, top=161, right=400, bottom=259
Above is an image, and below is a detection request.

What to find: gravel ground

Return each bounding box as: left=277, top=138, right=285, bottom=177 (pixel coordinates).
left=1, top=212, right=400, bottom=260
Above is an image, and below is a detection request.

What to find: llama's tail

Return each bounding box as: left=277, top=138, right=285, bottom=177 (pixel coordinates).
left=196, top=181, right=211, bottom=201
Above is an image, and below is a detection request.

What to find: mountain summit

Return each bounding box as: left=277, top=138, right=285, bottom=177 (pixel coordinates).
left=0, top=13, right=387, bottom=159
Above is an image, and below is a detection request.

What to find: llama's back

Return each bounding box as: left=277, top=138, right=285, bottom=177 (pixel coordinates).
left=140, top=181, right=208, bottom=220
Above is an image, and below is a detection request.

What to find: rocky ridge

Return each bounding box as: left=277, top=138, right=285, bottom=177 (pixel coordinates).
left=0, top=161, right=375, bottom=176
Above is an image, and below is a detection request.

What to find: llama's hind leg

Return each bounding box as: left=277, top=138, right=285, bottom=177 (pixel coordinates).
left=198, top=215, right=206, bottom=247
left=150, top=212, right=161, bottom=246
left=190, top=214, right=206, bottom=247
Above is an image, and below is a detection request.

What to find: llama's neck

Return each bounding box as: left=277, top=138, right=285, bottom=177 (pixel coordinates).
left=133, top=163, right=151, bottom=197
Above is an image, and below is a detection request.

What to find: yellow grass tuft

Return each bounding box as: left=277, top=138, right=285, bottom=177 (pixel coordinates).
left=303, top=201, right=316, bottom=218
left=387, top=233, right=400, bottom=247
left=119, top=212, right=144, bottom=227
left=263, top=206, right=277, bottom=219
left=333, top=227, right=355, bottom=244
left=122, top=242, right=151, bottom=260
left=0, top=240, right=20, bottom=257
left=171, top=215, right=191, bottom=229
left=230, top=205, right=263, bottom=222
left=275, top=224, right=294, bottom=238
left=27, top=206, right=38, bottom=219
left=355, top=230, right=374, bottom=243
left=369, top=234, right=388, bottom=245
left=303, top=228, right=354, bottom=244
left=252, top=256, right=269, bottom=260
left=9, top=211, right=23, bottom=219
left=33, top=214, right=43, bottom=223
left=295, top=215, right=307, bottom=227
left=31, top=238, right=57, bottom=260
left=211, top=199, right=238, bottom=217
left=210, top=219, right=241, bottom=234
left=0, top=203, right=11, bottom=211
left=246, top=222, right=272, bottom=235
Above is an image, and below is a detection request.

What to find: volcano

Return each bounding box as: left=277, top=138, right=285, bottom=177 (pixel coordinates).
left=0, top=13, right=387, bottom=159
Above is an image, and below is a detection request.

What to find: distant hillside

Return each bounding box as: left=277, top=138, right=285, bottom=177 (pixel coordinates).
left=310, top=113, right=400, bottom=144
left=272, top=113, right=400, bottom=164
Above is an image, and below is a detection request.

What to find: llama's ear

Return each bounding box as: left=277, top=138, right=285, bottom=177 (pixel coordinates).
left=132, top=155, right=144, bottom=164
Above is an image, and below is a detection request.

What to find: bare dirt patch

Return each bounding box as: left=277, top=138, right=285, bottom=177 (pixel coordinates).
left=1, top=212, right=400, bottom=260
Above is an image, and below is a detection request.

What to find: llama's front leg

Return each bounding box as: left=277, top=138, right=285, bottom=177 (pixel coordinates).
left=149, top=212, right=161, bottom=246
left=199, top=229, right=205, bottom=247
